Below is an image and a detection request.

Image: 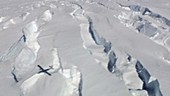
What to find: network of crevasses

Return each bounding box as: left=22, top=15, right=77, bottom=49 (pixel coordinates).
left=71, top=5, right=163, bottom=95
left=114, top=5, right=163, bottom=96
left=117, top=10, right=170, bottom=63
left=72, top=6, right=117, bottom=73
left=74, top=11, right=134, bottom=95
left=10, top=9, right=54, bottom=82
left=117, top=3, right=170, bottom=28
left=70, top=2, right=126, bottom=79
left=117, top=3, right=170, bottom=53
left=117, top=3, right=170, bottom=32
left=118, top=11, right=157, bottom=35
left=86, top=25, right=163, bottom=95
left=119, top=12, right=164, bottom=40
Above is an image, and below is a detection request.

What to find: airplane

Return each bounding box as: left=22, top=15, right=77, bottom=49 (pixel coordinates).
left=37, top=65, right=52, bottom=76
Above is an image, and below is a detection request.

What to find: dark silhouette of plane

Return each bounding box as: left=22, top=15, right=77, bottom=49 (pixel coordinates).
left=37, top=65, right=52, bottom=76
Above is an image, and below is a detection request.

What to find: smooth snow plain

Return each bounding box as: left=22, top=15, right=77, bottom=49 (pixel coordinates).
left=0, top=0, right=170, bottom=96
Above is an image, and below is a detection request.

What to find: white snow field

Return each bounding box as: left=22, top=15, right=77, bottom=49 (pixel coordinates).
left=0, top=0, right=170, bottom=96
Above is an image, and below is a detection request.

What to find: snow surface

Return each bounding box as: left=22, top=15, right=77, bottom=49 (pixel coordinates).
left=0, top=0, right=170, bottom=96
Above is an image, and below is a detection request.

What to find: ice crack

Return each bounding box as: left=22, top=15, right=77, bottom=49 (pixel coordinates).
left=136, top=61, right=163, bottom=96
left=72, top=6, right=163, bottom=96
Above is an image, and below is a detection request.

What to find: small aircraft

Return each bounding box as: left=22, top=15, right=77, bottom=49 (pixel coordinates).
left=37, top=65, right=53, bottom=76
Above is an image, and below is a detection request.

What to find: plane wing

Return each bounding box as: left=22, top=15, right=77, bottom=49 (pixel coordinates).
left=37, top=65, right=44, bottom=70
left=44, top=71, right=52, bottom=76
